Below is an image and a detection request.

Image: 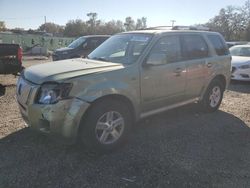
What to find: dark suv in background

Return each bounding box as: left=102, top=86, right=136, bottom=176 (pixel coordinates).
left=52, top=35, right=110, bottom=61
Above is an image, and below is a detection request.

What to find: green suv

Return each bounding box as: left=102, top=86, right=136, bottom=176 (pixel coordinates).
left=17, top=27, right=231, bottom=151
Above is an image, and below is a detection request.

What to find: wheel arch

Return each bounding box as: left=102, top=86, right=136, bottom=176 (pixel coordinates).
left=211, top=74, right=227, bottom=91
left=200, top=74, right=226, bottom=112
left=92, top=94, right=136, bottom=119
left=78, top=94, right=137, bottom=132
left=200, top=74, right=227, bottom=102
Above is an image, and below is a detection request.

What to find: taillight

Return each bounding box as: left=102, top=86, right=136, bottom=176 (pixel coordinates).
left=17, top=47, right=22, bottom=63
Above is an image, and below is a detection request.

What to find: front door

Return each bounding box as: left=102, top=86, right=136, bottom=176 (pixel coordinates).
left=140, top=35, right=187, bottom=112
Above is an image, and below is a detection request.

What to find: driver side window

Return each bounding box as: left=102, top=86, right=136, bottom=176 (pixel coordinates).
left=147, top=35, right=182, bottom=65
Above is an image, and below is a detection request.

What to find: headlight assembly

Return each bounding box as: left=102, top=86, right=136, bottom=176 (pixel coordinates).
left=37, top=83, right=72, bottom=104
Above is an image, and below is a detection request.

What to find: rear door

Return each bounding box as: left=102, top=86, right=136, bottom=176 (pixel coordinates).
left=206, top=34, right=231, bottom=82
left=181, top=34, right=209, bottom=99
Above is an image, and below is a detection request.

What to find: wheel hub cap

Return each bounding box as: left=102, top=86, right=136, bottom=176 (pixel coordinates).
left=95, top=111, right=125, bottom=144
left=209, top=86, right=221, bottom=108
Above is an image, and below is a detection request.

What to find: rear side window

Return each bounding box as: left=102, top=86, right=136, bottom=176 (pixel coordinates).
left=182, top=35, right=209, bottom=60
left=207, top=34, right=229, bottom=56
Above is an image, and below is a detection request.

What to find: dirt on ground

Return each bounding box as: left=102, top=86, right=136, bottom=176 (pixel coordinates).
left=0, top=57, right=249, bottom=187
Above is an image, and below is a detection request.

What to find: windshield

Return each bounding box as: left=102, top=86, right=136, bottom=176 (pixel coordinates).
left=88, top=33, right=152, bottom=64
left=68, top=37, right=86, bottom=48
left=230, top=46, right=250, bottom=57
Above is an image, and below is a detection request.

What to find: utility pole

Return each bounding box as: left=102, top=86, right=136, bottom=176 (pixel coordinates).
left=170, top=20, right=176, bottom=27
left=44, top=16, right=47, bottom=32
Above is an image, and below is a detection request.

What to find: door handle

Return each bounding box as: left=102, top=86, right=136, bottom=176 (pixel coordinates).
left=206, top=62, right=212, bottom=68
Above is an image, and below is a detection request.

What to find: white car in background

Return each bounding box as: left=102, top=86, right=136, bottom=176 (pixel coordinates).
left=230, top=45, right=250, bottom=81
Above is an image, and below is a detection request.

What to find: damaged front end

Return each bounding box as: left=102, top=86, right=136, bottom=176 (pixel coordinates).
left=17, top=77, right=89, bottom=143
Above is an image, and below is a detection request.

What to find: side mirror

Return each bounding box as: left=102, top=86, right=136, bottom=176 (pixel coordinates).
left=145, top=53, right=167, bottom=66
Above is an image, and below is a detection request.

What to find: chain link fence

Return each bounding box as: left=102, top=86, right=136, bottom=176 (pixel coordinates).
left=0, top=32, right=75, bottom=52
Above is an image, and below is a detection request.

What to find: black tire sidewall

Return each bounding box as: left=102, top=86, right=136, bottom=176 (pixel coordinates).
left=80, top=100, right=132, bottom=152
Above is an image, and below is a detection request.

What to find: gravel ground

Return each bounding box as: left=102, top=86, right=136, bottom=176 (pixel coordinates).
left=0, top=58, right=250, bottom=188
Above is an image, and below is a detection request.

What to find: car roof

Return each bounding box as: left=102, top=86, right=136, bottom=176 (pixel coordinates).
left=231, top=44, right=250, bottom=48
left=226, top=41, right=248, bottom=44
left=83, top=35, right=110, bottom=38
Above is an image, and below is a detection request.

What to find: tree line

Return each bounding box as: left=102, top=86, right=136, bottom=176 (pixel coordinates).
left=205, top=0, right=250, bottom=41
left=38, top=13, right=147, bottom=37
left=1, top=0, right=250, bottom=41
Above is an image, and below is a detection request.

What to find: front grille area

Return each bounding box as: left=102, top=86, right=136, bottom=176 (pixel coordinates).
left=16, top=77, right=38, bottom=108
left=16, top=77, right=31, bottom=106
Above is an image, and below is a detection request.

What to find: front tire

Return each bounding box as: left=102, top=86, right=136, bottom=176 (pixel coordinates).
left=201, top=80, right=224, bottom=112
left=79, top=99, right=132, bottom=152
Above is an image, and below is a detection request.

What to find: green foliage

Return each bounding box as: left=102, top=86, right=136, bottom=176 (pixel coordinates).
left=136, top=17, right=147, bottom=30
left=63, top=19, right=88, bottom=37
left=38, top=22, right=64, bottom=35
left=0, top=21, right=6, bottom=31
left=62, top=13, right=146, bottom=37
left=124, top=17, right=136, bottom=31
left=206, top=0, right=250, bottom=41
left=35, top=13, right=147, bottom=37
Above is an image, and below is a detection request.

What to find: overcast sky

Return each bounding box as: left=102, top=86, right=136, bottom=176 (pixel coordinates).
left=0, top=0, right=247, bottom=29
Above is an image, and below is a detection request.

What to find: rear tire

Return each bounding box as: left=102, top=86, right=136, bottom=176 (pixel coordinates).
left=201, top=79, right=224, bottom=113
left=79, top=99, right=132, bottom=152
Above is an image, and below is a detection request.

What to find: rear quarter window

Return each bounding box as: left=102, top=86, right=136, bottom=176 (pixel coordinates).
left=207, top=34, right=229, bottom=56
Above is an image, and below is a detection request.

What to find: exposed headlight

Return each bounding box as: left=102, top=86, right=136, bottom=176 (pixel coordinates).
left=239, top=64, right=250, bottom=69
left=37, top=83, right=72, bottom=104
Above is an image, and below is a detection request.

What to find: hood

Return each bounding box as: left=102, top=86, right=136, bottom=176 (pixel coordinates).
left=54, top=47, right=73, bottom=53
left=24, top=58, right=124, bottom=84
left=231, top=56, right=250, bottom=66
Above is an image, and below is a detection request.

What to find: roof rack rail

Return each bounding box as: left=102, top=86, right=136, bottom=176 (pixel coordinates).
left=143, top=26, right=173, bottom=30
left=143, top=25, right=210, bottom=31
left=172, top=25, right=210, bottom=31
